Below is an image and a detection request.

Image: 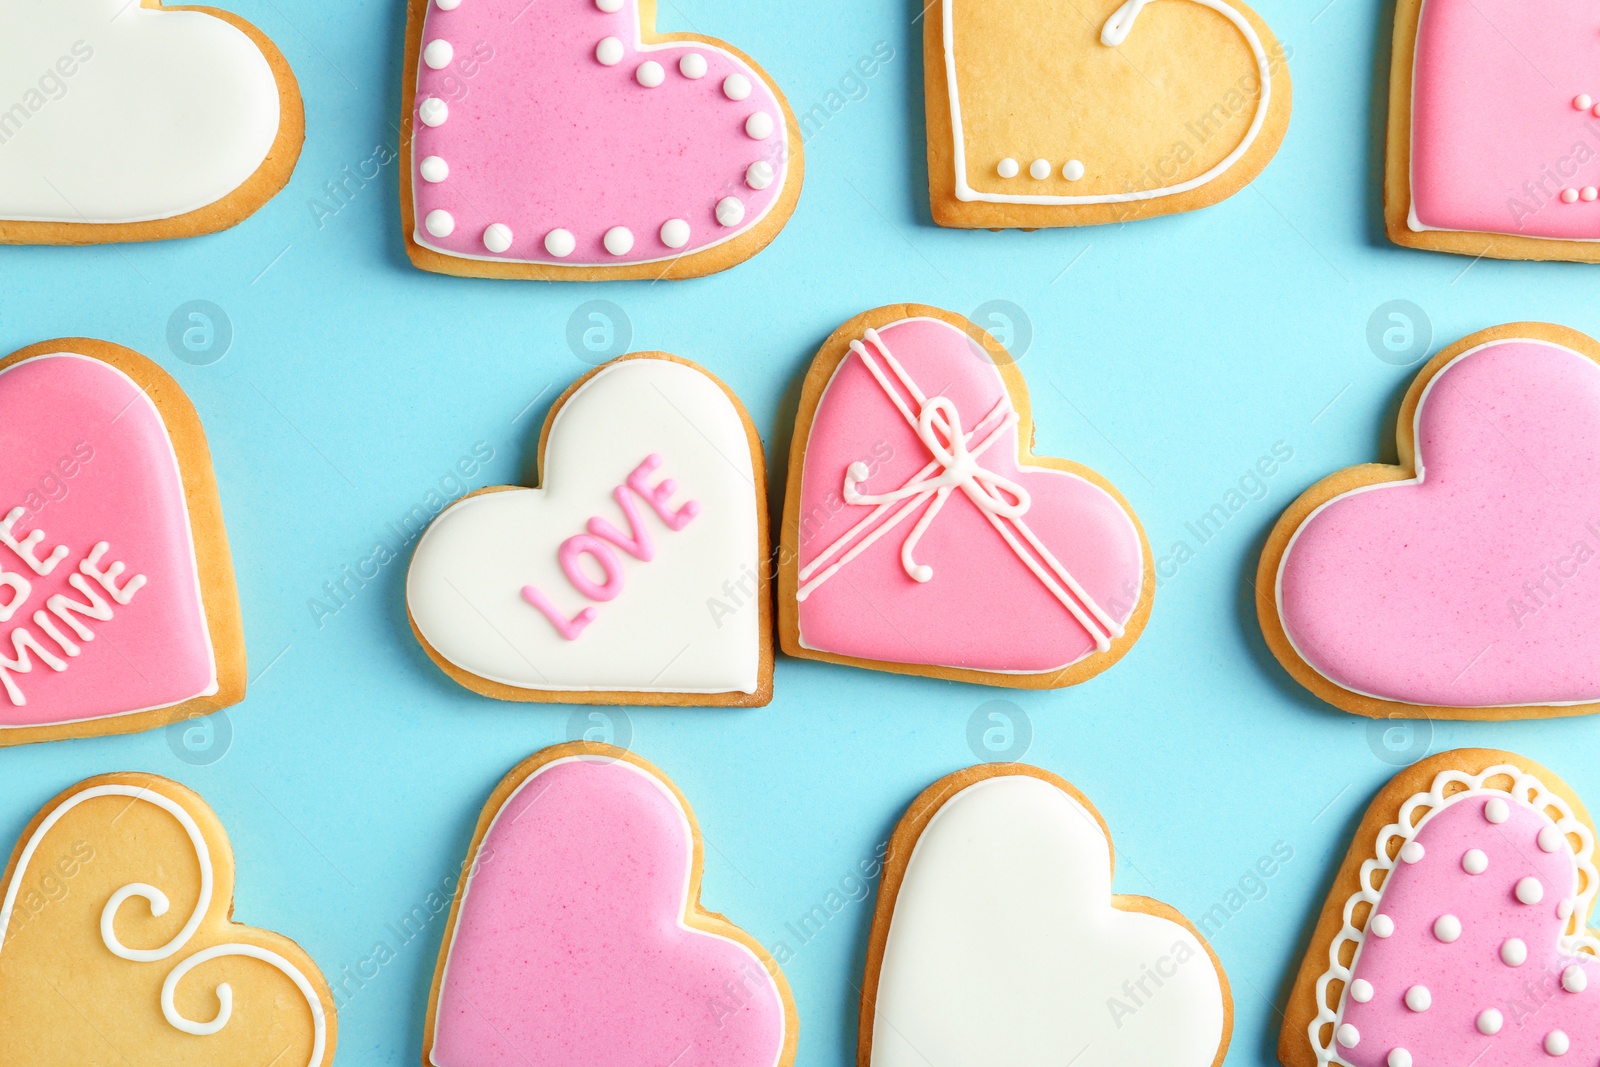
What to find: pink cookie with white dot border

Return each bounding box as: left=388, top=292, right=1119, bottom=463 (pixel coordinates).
left=1282, top=749, right=1600, bottom=1067
left=400, top=0, right=803, bottom=280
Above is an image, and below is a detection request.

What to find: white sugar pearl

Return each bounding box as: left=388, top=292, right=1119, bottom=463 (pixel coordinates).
left=1029, top=158, right=1051, bottom=180
left=1463, top=848, right=1488, bottom=874
left=1502, top=938, right=1527, bottom=966
left=1350, top=978, right=1374, bottom=1003
left=659, top=218, right=690, bottom=249
left=745, top=112, right=774, bottom=139
left=1405, top=985, right=1431, bottom=1012
left=715, top=196, right=745, bottom=227
left=1062, top=159, right=1086, bottom=181
left=1546, top=1030, right=1569, bottom=1056
left=1563, top=188, right=1580, bottom=204
left=745, top=160, right=774, bottom=190
left=1585, top=187, right=1599, bottom=202
left=723, top=73, right=751, bottom=100
left=1388, top=1050, right=1412, bottom=1067
left=423, top=209, right=454, bottom=237
left=1559, top=898, right=1575, bottom=919
left=603, top=226, right=633, bottom=255
left=1400, top=841, right=1425, bottom=864
left=1371, top=913, right=1395, bottom=938
left=997, top=157, right=1019, bottom=178
left=636, top=60, right=664, bottom=87
left=423, top=39, right=454, bottom=69
left=1517, top=877, right=1545, bottom=905
left=1563, top=965, right=1588, bottom=993
left=435, top=0, right=460, bottom=9
left=1540, top=826, right=1565, bottom=852
left=1577, top=94, right=1593, bottom=110
left=596, top=0, right=623, bottom=10
left=482, top=223, right=512, bottom=254
left=1336, top=1023, right=1360, bottom=1049
left=419, top=155, right=449, bottom=183
left=596, top=37, right=624, bottom=65
left=1478, top=1008, right=1504, bottom=1035
left=1434, top=914, right=1462, bottom=942
left=679, top=53, right=707, bottom=79
left=544, top=228, right=575, bottom=258
left=1486, top=798, right=1510, bottom=823
left=419, top=97, right=448, bottom=127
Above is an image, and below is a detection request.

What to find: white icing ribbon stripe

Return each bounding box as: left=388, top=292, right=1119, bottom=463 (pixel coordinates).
left=797, top=329, right=1123, bottom=652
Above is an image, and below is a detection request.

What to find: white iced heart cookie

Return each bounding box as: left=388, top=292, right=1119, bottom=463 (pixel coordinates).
left=0, top=0, right=303, bottom=242
left=862, top=765, right=1232, bottom=1067
left=406, top=354, right=772, bottom=705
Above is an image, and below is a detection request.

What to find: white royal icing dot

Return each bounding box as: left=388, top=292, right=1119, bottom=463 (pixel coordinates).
left=745, top=112, right=774, bottom=139
left=1405, top=985, right=1432, bottom=1012
left=1434, top=914, right=1462, bottom=942
left=424, top=39, right=454, bottom=69
left=636, top=60, right=665, bottom=88
left=1388, top=1049, right=1413, bottom=1067
left=1559, top=898, right=1575, bottom=920
left=1062, top=159, right=1086, bottom=181
left=544, top=228, right=575, bottom=258
left=482, top=223, right=513, bottom=254
left=1563, top=188, right=1580, bottom=204
left=1400, top=841, right=1426, bottom=864
left=1502, top=938, right=1528, bottom=966
left=997, top=157, right=1019, bottom=178
left=1485, top=798, right=1510, bottom=824
left=1350, top=978, right=1374, bottom=1003
left=723, top=73, right=752, bottom=100
left=1585, top=187, right=1599, bottom=202
left=1577, top=94, right=1593, bottom=111
left=435, top=0, right=460, bottom=9
left=1371, top=913, right=1395, bottom=938
left=419, top=97, right=448, bottom=127
left=1563, top=965, right=1588, bottom=993
left=1029, top=158, right=1051, bottom=180
left=745, top=160, right=774, bottom=190
left=424, top=209, right=455, bottom=237
left=1539, top=826, right=1565, bottom=853
left=603, top=226, right=634, bottom=255
left=1545, top=1030, right=1569, bottom=1056
left=1336, top=1023, right=1360, bottom=1049
left=715, top=196, right=745, bottom=227
left=1517, top=877, right=1545, bottom=905
left=1478, top=1008, right=1504, bottom=1035
left=659, top=218, right=690, bottom=249
left=1463, top=848, right=1488, bottom=874
left=596, top=0, right=623, bottom=10
left=596, top=37, right=624, bottom=65
left=679, top=53, right=707, bottom=79
left=419, top=156, right=449, bottom=183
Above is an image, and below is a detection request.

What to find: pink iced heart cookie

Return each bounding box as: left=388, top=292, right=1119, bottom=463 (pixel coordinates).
left=402, top=0, right=802, bottom=280
left=423, top=744, right=796, bottom=1067
left=0, top=340, right=244, bottom=746
left=779, top=306, right=1151, bottom=688
left=1260, top=323, right=1600, bottom=719
left=1388, top=0, right=1600, bottom=260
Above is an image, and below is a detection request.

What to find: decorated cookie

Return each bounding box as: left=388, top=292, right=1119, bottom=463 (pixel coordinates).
left=0, top=772, right=336, bottom=1065
left=400, top=0, right=802, bottom=280
left=924, top=0, right=1291, bottom=228
left=423, top=742, right=796, bottom=1067
left=1386, top=0, right=1600, bottom=260
left=0, top=0, right=303, bottom=243
left=778, top=305, right=1151, bottom=688
left=861, top=763, right=1231, bottom=1067
left=1258, top=323, right=1600, bottom=720
left=1281, top=749, right=1600, bottom=1067
left=407, top=353, right=771, bottom=704
left=0, top=340, right=245, bottom=746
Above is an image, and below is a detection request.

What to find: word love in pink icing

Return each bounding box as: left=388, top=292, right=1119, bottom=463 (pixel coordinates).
left=521, top=455, right=698, bottom=639
left=1330, top=789, right=1600, bottom=1067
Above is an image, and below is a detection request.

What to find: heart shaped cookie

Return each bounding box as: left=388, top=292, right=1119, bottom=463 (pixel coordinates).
left=1281, top=749, right=1600, bottom=1067
left=0, top=339, right=245, bottom=746
left=0, top=772, right=336, bottom=1066
left=0, top=0, right=303, bottom=243
left=1386, top=0, right=1600, bottom=261
left=402, top=0, right=802, bottom=279
left=861, top=763, right=1232, bottom=1067
left=423, top=743, right=796, bottom=1067
left=1258, top=322, right=1600, bottom=719
left=406, top=353, right=771, bottom=704
left=778, top=305, right=1151, bottom=688
left=925, top=0, right=1291, bottom=228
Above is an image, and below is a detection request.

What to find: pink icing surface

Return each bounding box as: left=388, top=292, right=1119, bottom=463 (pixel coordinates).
left=0, top=353, right=214, bottom=726
left=1411, top=0, right=1600, bottom=239
left=411, top=0, right=788, bottom=264
left=430, top=756, right=786, bottom=1067
left=1278, top=340, right=1600, bottom=707
left=794, top=318, right=1144, bottom=673
left=1336, top=793, right=1599, bottom=1067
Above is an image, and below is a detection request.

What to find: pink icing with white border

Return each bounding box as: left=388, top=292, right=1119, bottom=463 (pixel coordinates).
left=0, top=352, right=215, bottom=727
left=411, top=0, right=790, bottom=265
left=429, top=755, right=787, bottom=1067
left=1277, top=338, right=1600, bottom=707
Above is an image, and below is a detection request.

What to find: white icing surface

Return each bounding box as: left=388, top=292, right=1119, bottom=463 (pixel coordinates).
left=870, top=775, right=1227, bottom=1067
left=0, top=0, right=282, bottom=223
left=406, top=358, right=761, bottom=695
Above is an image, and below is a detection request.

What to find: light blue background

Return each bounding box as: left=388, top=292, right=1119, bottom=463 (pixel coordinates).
left=4, top=0, right=1598, bottom=1063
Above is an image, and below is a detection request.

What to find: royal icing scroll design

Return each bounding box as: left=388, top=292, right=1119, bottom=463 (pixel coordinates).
left=0, top=784, right=328, bottom=1067
left=797, top=329, right=1122, bottom=652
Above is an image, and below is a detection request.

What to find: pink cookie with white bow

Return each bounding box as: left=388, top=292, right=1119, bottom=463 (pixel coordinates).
left=1283, top=749, right=1600, bottom=1067
left=401, top=0, right=803, bottom=280
left=778, top=305, right=1153, bottom=688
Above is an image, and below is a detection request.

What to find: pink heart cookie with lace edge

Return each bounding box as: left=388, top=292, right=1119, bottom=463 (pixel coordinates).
left=778, top=304, right=1153, bottom=689
left=0, top=339, right=244, bottom=746
left=401, top=0, right=803, bottom=280
left=1257, top=322, right=1600, bottom=720
left=1281, top=749, right=1600, bottom=1067
left=1386, top=0, right=1600, bottom=261
left=423, top=743, right=797, bottom=1067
